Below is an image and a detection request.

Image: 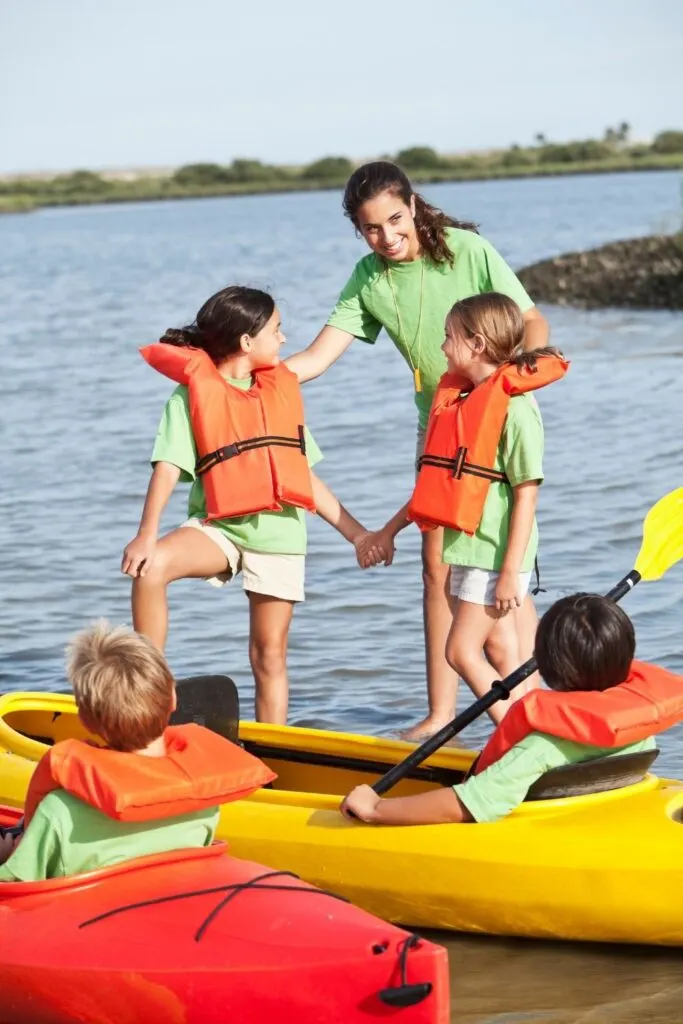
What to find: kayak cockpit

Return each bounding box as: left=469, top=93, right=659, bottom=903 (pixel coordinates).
left=0, top=674, right=661, bottom=803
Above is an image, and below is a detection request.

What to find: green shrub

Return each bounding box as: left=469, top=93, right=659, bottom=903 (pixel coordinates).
left=652, top=131, right=683, bottom=154
left=301, top=156, right=354, bottom=180
left=172, top=163, right=234, bottom=186
left=395, top=146, right=443, bottom=170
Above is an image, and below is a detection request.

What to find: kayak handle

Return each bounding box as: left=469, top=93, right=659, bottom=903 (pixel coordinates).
left=378, top=982, right=433, bottom=1007
left=378, top=934, right=432, bottom=1008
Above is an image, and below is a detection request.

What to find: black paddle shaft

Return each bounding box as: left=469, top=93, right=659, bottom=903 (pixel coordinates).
left=372, top=569, right=641, bottom=796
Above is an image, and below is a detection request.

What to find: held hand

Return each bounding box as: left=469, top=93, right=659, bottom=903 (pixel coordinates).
left=354, top=529, right=395, bottom=569
left=495, top=569, right=521, bottom=613
left=340, top=785, right=381, bottom=822
left=121, top=533, right=157, bottom=578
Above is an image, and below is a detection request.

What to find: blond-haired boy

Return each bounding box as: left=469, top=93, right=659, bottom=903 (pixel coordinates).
left=0, top=623, right=224, bottom=882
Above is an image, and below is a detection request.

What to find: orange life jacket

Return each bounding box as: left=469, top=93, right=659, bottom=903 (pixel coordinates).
left=408, top=356, right=569, bottom=533
left=141, top=343, right=316, bottom=520
left=24, top=723, right=276, bottom=825
left=475, top=661, right=683, bottom=774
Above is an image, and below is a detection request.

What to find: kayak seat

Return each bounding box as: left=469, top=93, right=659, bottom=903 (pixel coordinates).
left=525, top=748, right=659, bottom=801
left=170, top=675, right=240, bottom=745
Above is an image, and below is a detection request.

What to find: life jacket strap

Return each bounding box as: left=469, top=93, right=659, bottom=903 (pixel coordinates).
left=418, top=447, right=508, bottom=484
left=196, top=425, right=306, bottom=477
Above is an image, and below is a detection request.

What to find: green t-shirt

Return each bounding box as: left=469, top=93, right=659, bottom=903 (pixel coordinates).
left=152, top=378, right=323, bottom=556
left=442, top=393, right=544, bottom=572
left=327, top=228, right=534, bottom=429
left=453, top=733, right=656, bottom=823
left=0, top=790, right=219, bottom=882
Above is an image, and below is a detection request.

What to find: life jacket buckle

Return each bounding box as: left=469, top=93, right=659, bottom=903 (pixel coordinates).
left=214, top=443, right=239, bottom=463
left=453, top=447, right=467, bottom=478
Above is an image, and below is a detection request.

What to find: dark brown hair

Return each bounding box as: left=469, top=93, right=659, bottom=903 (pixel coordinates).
left=342, top=161, right=478, bottom=267
left=534, top=593, right=635, bottom=693
left=160, top=285, right=275, bottom=366
left=447, top=292, right=564, bottom=371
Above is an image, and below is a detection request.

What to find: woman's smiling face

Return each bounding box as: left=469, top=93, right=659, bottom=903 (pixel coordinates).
left=356, top=190, right=420, bottom=262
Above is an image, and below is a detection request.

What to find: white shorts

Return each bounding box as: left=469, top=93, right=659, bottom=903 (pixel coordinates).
left=449, top=565, right=532, bottom=607
left=181, top=519, right=305, bottom=603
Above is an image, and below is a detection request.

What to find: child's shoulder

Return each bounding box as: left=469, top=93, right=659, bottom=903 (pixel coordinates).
left=508, top=392, right=542, bottom=422
left=34, top=788, right=89, bottom=823
left=160, top=384, right=191, bottom=417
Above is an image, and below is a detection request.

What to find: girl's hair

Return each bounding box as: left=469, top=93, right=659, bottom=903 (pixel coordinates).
left=67, top=621, right=175, bottom=752
left=446, top=292, right=563, bottom=371
left=160, top=285, right=275, bottom=365
left=534, top=594, right=635, bottom=693
left=342, top=161, right=478, bottom=267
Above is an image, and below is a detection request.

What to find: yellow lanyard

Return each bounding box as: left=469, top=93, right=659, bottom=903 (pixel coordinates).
left=386, top=260, right=425, bottom=393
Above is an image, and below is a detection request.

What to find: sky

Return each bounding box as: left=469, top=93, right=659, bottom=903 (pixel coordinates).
left=1, top=0, right=682, bottom=174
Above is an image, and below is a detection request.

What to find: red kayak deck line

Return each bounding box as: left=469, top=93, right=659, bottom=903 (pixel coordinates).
left=0, top=807, right=449, bottom=1024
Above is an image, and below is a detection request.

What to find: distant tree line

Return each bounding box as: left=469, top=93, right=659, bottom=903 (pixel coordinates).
left=1, top=127, right=682, bottom=212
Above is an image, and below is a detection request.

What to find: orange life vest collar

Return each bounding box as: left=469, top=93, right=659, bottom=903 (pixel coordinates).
left=476, top=661, right=683, bottom=774
left=408, top=356, right=568, bottom=534
left=141, top=343, right=315, bottom=520
left=24, top=723, right=276, bottom=825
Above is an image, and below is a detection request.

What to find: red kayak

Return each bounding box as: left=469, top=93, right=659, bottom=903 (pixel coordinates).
left=0, top=807, right=449, bottom=1023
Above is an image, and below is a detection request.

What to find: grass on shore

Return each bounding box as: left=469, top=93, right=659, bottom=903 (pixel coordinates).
left=2, top=153, right=682, bottom=215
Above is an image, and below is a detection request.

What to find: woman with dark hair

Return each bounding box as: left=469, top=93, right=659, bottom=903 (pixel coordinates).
left=287, top=162, right=549, bottom=740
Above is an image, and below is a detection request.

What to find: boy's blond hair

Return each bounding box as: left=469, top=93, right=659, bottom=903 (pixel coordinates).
left=66, top=622, right=174, bottom=752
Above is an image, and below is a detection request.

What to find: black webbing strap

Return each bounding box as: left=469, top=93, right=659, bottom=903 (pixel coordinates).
left=531, top=556, right=545, bottom=595
left=418, top=446, right=508, bottom=484
left=196, top=425, right=306, bottom=477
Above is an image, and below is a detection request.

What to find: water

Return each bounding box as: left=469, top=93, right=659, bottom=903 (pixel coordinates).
left=1, top=170, right=682, bottom=1021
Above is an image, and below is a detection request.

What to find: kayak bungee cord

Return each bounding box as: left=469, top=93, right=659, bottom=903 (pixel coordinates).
left=77, top=869, right=351, bottom=942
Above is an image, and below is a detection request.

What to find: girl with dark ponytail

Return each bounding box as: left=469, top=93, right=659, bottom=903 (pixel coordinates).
left=122, top=285, right=383, bottom=725
left=287, top=162, right=550, bottom=742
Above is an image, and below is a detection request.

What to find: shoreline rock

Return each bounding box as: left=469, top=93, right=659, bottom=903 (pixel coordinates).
left=518, top=234, right=683, bottom=310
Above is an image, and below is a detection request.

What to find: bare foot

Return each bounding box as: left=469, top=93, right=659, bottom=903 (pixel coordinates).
left=398, top=717, right=454, bottom=744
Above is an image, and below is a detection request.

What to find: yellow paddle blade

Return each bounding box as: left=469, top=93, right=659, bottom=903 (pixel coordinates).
left=634, top=488, right=683, bottom=581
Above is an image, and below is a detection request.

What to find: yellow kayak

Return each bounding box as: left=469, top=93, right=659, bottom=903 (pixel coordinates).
left=1, top=689, right=682, bottom=946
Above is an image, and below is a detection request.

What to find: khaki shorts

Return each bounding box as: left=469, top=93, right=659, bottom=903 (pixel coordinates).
left=181, top=519, right=305, bottom=602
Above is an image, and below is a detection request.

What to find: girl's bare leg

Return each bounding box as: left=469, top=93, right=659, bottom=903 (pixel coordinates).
left=446, top=600, right=517, bottom=725
left=248, top=593, right=294, bottom=725
left=516, top=594, right=540, bottom=694
left=132, top=527, right=230, bottom=649
left=483, top=610, right=526, bottom=713
left=400, top=527, right=460, bottom=742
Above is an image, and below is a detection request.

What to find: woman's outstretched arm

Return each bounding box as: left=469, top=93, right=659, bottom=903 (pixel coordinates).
left=285, top=325, right=355, bottom=383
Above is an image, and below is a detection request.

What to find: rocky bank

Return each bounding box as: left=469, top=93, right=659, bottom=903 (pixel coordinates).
left=517, top=233, right=683, bottom=310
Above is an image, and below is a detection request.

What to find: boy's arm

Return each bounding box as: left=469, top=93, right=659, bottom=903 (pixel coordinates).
left=340, top=784, right=472, bottom=825
left=495, top=480, right=539, bottom=612
left=309, top=471, right=387, bottom=567
left=121, top=461, right=181, bottom=578
left=340, top=733, right=564, bottom=827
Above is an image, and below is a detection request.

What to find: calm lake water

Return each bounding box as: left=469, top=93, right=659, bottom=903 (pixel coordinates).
left=1, top=170, right=682, bottom=1022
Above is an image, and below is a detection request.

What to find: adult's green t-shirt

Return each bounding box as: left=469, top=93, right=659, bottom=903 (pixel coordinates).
left=0, top=790, right=219, bottom=882
left=442, top=393, right=544, bottom=572
left=151, top=377, right=323, bottom=556
left=327, top=227, right=534, bottom=429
